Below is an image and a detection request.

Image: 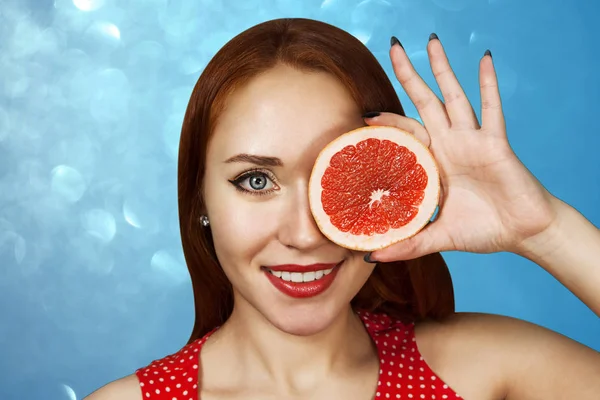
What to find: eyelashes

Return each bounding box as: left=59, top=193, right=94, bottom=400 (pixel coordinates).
left=228, top=168, right=279, bottom=196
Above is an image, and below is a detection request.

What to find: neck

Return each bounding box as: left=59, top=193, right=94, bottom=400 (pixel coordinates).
left=216, top=299, right=375, bottom=392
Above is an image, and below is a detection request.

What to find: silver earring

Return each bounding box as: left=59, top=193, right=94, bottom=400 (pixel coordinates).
left=200, top=215, right=210, bottom=227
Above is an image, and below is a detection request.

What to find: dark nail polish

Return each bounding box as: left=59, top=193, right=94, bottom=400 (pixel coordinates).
left=390, top=36, right=403, bottom=49
left=429, top=205, right=440, bottom=222
left=429, top=33, right=438, bottom=41
left=364, top=253, right=378, bottom=263
left=362, top=111, right=380, bottom=119
left=484, top=49, right=492, bottom=58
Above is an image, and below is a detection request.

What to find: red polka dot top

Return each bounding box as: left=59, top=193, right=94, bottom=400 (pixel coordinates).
left=135, top=310, right=462, bottom=399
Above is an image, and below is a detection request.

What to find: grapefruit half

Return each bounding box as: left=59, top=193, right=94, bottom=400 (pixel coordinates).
left=309, top=125, right=440, bottom=251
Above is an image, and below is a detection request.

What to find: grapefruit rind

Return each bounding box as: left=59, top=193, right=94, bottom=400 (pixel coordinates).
left=308, top=125, right=440, bottom=252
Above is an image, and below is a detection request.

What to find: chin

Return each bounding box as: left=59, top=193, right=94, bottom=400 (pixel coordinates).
left=261, top=300, right=347, bottom=336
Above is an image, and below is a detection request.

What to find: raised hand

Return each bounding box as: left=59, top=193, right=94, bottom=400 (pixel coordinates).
left=366, top=35, right=560, bottom=262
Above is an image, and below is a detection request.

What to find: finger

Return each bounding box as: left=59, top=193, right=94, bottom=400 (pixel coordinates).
left=479, top=50, right=505, bottom=133
left=368, top=222, right=451, bottom=262
left=389, top=39, right=450, bottom=132
left=427, top=36, right=480, bottom=129
left=362, top=112, right=431, bottom=148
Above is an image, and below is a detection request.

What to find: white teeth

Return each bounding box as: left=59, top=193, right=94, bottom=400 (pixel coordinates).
left=267, top=267, right=335, bottom=283
left=303, top=271, right=316, bottom=282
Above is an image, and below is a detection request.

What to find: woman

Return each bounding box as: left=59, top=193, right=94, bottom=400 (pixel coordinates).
left=87, top=18, right=600, bottom=399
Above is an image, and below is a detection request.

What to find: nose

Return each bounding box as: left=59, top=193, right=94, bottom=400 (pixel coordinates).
left=278, top=182, right=329, bottom=251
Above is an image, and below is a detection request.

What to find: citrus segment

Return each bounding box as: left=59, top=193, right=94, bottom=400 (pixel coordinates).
left=309, top=125, right=440, bottom=251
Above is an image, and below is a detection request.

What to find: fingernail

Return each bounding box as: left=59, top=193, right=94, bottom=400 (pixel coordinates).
left=484, top=49, right=492, bottom=58
left=429, top=205, right=439, bottom=222
left=429, top=33, right=439, bottom=41
left=364, top=252, right=378, bottom=263
left=390, top=36, right=403, bottom=49
left=362, top=111, right=380, bottom=119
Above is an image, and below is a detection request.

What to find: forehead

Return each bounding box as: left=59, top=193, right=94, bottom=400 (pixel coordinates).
left=209, top=64, right=363, bottom=168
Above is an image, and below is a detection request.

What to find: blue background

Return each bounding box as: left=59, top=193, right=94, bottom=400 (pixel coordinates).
left=0, top=0, right=598, bottom=398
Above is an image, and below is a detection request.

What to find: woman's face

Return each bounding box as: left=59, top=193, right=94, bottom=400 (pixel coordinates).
left=203, top=64, right=375, bottom=335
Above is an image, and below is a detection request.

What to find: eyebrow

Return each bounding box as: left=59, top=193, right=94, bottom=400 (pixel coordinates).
left=224, top=153, right=284, bottom=167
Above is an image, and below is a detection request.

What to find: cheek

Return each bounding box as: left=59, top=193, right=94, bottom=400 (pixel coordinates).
left=349, top=257, right=377, bottom=290
left=205, top=184, right=279, bottom=268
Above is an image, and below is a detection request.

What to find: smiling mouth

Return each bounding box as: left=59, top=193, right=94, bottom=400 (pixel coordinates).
left=261, top=261, right=344, bottom=299
left=263, top=267, right=335, bottom=283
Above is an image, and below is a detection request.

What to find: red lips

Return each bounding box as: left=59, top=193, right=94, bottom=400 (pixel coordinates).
left=265, top=263, right=339, bottom=273
left=263, top=261, right=343, bottom=299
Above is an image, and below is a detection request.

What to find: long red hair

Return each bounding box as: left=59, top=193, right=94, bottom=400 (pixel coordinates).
left=178, top=18, right=455, bottom=344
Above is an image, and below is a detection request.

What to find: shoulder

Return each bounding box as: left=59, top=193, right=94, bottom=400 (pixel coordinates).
left=415, top=312, right=600, bottom=399
left=84, top=336, right=206, bottom=400
left=84, top=374, right=142, bottom=400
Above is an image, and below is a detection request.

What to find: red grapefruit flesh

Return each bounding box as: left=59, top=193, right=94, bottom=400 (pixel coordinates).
left=308, top=125, right=440, bottom=251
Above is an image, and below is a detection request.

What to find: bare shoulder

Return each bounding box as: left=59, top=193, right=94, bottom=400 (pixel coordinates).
left=84, top=373, right=142, bottom=400
left=415, top=312, right=600, bottom=400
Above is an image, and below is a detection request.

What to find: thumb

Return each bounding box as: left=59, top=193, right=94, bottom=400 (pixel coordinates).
left=367, top=222, right=449, bottom=262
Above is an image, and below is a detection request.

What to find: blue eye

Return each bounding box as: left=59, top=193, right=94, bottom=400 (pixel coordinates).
left=248, top=175, right=268, bottom=190
left=229, top=170, right=279, bottom=195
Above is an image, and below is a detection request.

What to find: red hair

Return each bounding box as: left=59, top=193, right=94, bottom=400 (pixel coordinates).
left=177, top=18, right=455, bottom=343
